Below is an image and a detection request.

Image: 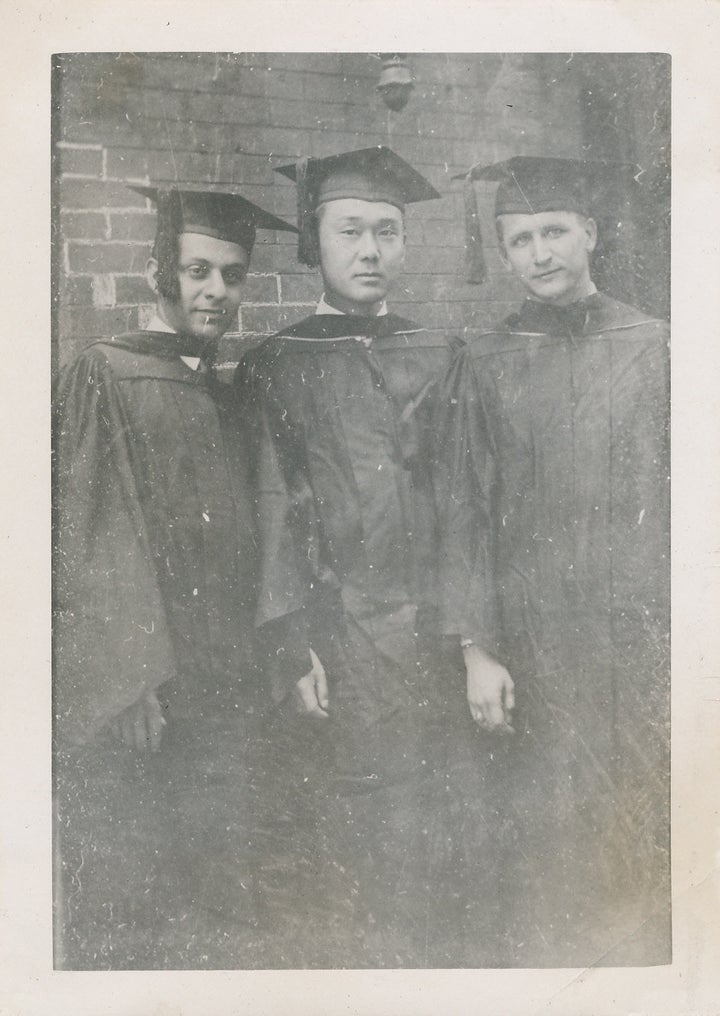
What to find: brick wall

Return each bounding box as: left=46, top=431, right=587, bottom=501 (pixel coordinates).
left=52, top=52, right=669, bottom=372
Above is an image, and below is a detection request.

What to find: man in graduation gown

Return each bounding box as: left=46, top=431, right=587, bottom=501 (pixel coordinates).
left=53, top=185, right=298, bottom=968
left=237, top=148, right=456, bottom=965
left=435, top=156, right=670, bottom=965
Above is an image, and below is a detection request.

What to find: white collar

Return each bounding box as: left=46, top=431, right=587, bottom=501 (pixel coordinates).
left=146, top=313, right=176, bottom=334
left=527, top=281, right=598, bottom=306
left=145, top=314, right=202, bottom=372
left=316, top=294, right=388, bottom=316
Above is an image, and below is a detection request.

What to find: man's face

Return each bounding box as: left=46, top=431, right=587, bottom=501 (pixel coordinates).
left=148, top=232, right=249, bottom=341
left=316, top=198, right=405, bottom=315
left=498, top=210, right=597, bottom=306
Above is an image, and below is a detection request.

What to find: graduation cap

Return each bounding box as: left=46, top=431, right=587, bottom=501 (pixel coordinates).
left=129, top=182, right=298, bottom=254
left=274, top=146, right=440, bottom=266
left=455, top=156, right=623, bottom=284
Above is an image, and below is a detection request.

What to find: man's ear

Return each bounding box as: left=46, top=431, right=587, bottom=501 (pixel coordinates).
left=145, top=256, right=160, bottom=295
left=495, top=220, right=512, bottom=270
left=498, top=243, right=512, bottom=271
left=584, top=217, right=598, bottom=254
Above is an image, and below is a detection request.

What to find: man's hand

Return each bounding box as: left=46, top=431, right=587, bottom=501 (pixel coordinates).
left=110, top=689, right=166, bottom=751
left=463, top=644, right=515, bottom=733
left=292, top=648, right=329, bottom=719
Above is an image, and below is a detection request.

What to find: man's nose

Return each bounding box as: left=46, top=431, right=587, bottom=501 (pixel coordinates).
left=531, top=235, right=552, bottom=264
left=203, top=269, right=227, bottom=299
left=358, top=230, right=380, bottom=259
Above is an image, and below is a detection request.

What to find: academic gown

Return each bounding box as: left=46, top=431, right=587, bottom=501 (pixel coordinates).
left=236, top=312, right=455, bottom=963
left=53, top=331, right=261, bottom=968
left=435, top=292, right=670, bottom=965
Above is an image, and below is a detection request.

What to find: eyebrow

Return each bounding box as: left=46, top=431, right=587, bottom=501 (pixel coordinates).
left=507, top=222, right=566, bottom=240
left=334, top=214, right=402, bottom=223
left=180, top=258, right=247, bottom=269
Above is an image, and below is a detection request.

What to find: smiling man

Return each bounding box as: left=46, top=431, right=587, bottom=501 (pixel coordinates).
left=435, top=156, right=671, bottom=964
left=236, top=148, right=455, bottom=964
left=53, top=184, right=297, bottom=967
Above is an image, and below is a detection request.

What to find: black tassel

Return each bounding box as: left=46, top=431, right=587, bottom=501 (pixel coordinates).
left=296, top=157, right=319, bottom=268
left=463, top=173, right=487, bottom=285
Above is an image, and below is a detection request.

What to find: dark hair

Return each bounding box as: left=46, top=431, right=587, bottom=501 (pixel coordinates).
left=152, top=192, right=182, bottom=301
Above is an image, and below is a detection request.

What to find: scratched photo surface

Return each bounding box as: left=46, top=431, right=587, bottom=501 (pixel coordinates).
left=51, top=52, right=670, bottom=970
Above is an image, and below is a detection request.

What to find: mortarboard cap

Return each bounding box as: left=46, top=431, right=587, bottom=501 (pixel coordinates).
left=274, top=146, right=440, bottom=266
left=461, top=156, right=611, bottom=217
left=454, top=155, right=624, bottom=283
left=130, top=182, right=298, bottom=254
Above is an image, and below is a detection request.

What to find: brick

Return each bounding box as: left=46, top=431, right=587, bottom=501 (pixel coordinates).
left=260, top=69, right=308, bottom=100
left=276, top=54, right=342, bottom=74
left=212, top=62, right=266, bottom=96
left=104, top=147, right=150, bottom=180
left=390, top=301, right=466, bottom=330
left=57, top=113, right=145, bottom=148
left=308, top=130, right=382, bottom=158
left=301, top=71, right=362, bottom=103
left=115, top=275, right=152, bottom=305
left=401, top=220, right=424, bottom=246
left=140, top=55, right=228, bottom=95
left=59, top=275, right=94, bottom=306
left=124, top=85, right=191, bottom=124
left=186, top=91, right=271, bottom=127
left=268, top=186, right=298, bottom=219
left=109, top=211, right=156, bottom=243
left=450, top=139, right=500, bottom=172
left=419, top=54, right=482, bottom=87
left=214, top=152, right=279, bottom=185
left=393, top=109, right=485, bottom=144
left=338, top=54, right=378, bottom=80
left=59, top=305, right=138, bottom=341
left=57, top=146, right=104, bottom=177
left=240, top=305, right=315, bottom=335
left=404, top=245, right=466, bottom=276
left=410, top=195, right=463, bottom=223
left=118, top=118, right=220, bottom=154
left=249, top=240, right=304, bottom=275
left=59, top=211, right=108, bottom=241
left=92, top=274, right=116, bottom=308
left=268, top=98, right=373, bottom=133
left=237, top=274, right=277, bottom=304
left=422, top=219, right=465, bottom=247
left=279, top=274, right=322, bottom=304
left=397, top=134, right=461, bottom=166
left=105, top=146, right=220, bottom=183
left=68, top=242, right=149, bottom=274
left=395, top=274, right=477, bottom=304
left=224, top=126, right=307, bottom=159
left=59, top=178, right=147, bottom=210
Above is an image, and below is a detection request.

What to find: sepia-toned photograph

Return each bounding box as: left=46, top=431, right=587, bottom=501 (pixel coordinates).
left=50, top=51, right=672, bottom=973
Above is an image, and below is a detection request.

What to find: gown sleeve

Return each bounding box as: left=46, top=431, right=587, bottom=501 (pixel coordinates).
left=53, top=347, right=176, bottom=746
left=433, top=343, right=501, bottom=654
left=235, top=351, right=313, bottom=702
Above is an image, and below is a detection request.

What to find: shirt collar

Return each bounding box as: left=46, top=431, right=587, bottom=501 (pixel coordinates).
left=145, top=313, right=177, bottom=334
left=316, top=294, right=388, bottom=317
left=144, top=314, right=203, bottom=371
left=527, top=281, right=598, bottom=306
